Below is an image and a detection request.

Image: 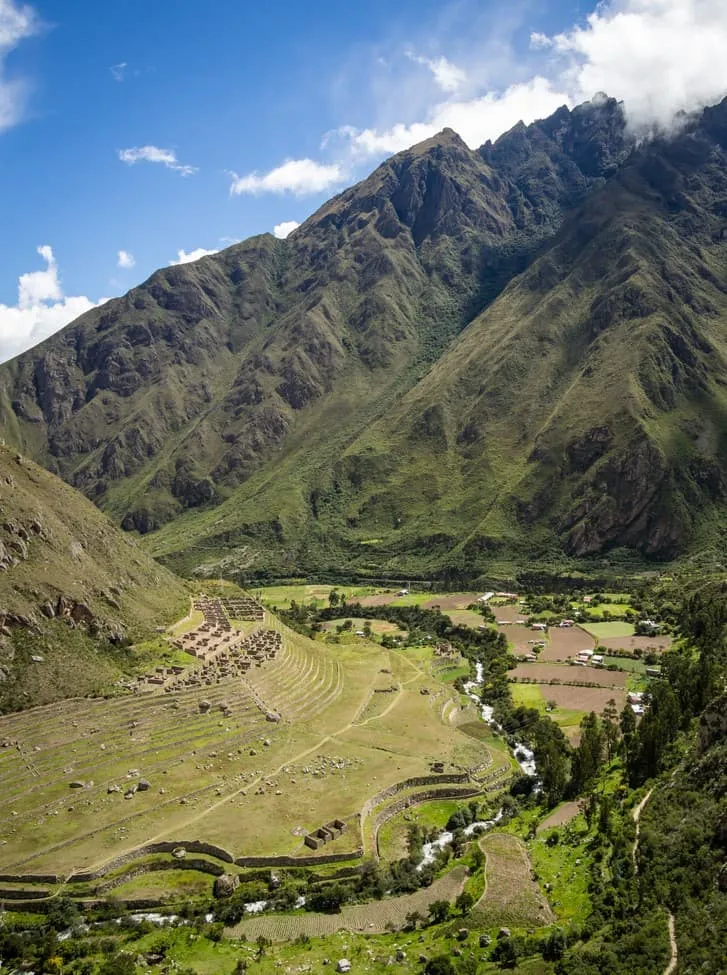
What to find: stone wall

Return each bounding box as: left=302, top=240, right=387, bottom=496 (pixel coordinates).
left=70, top=839, right=235, bottom=882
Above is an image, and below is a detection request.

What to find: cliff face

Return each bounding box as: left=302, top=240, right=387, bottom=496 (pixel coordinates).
left=2, top=96, right=727, bottom=576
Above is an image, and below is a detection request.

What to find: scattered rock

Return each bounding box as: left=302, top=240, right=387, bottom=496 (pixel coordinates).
left=199, top=700, right=211, bottom=713
left=214, top=873, right=240, bottom=898
left=336, top=960, right=351, bottom=973
left=479, top=934, right=491, bottom=948
left=137, top=778, right=150, bottom=792
left=457, top=928, right=469, bottom=941
left=172, top=848, right=186, bottom=860
left=107, top=784, right=120, bottom=794
left=498, top=928, right=511, bottom=939
left=69, top=781, right=84, bottom=789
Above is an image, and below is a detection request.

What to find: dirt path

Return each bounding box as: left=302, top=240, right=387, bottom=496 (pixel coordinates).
left=631, top=791, right=677, bottom=974
left=664, top=912, right=677, bottom=975
left=632, top=788, right=653, bottom=872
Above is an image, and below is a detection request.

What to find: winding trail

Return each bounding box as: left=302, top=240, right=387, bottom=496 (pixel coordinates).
left=632, top=789, right=678, bottom=975
left=632, top=787, right=653, bottom=872
left=664, top=912, right=678, bottom=975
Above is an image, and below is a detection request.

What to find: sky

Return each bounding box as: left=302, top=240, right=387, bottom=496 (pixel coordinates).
left=1, top=0, right=727, bottom=362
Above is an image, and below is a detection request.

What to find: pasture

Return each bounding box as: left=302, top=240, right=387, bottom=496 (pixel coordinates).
left=581, top=621, right=636, bottom=639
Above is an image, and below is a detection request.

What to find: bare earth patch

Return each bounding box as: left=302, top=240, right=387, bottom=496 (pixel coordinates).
left=510, top=663, right=627, bottom=687
left=226, top=866, right=467, bottom=940
left=423, top=593, right=481, bottom=610
left=537, top=801, right=580, bottom=832
left=600, top=635, right=672, bottom=653
left=539, top=626, right=595, bottom=662
left=533, top=684, right=626, bottom=713
left=357, top=593, right=399, bottom=607
left=472, top=833, right=553, bottom=927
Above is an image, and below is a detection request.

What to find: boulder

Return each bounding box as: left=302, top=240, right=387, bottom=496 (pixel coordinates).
left=137, top=778, right=150, bottom=792
left=69, top=781, right=84, bottom=789
left=336, top=961, right=351, bottom=973
left=214, top=873, right=240, bottom=898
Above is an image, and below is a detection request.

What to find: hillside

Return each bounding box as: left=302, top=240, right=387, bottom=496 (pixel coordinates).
left=2, top=95, right=727, bottom=578
left=0, top=442, right=187, bottom=710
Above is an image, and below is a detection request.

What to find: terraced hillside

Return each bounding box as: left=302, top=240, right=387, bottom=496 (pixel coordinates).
left=0, top=599, right=497, bottom=881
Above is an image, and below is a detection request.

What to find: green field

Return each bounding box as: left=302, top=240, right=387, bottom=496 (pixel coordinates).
left=510, top=683, right=584, bottom=739
left=253, top=584, right=379, bottom=609
left=581, top=621, right=636, bottom=638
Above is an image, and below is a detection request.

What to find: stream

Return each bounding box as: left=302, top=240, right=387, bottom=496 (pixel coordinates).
left=415, top=659, right=539, bottom=869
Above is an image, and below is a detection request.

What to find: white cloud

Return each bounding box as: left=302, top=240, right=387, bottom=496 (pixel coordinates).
left=109, top=61, right=127, bottom=82
left=0, top=246, right=108, bottom=363
left=169, top=247, right=219, bottom=265
left=328, top=0, right=727, bottom=161
left=406, top=51, right=466, bottom=92
left=272, top=220, right=300, bottom=239
left=0, top=0, right=39, bottom=132
left=118, top=145, right=197, bottom=176
left=335, top=76, right=569, bottom=156
left=540, top=0, right=727, bottom=134
left=529, top=32, right=552, bottom=50
left=229, top=159, right=344, bottom=196
left=117, top=249, right=135, bottom=269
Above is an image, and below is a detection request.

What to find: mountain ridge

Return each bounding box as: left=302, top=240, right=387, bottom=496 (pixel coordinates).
left=2, top=94, right=727, bottom=579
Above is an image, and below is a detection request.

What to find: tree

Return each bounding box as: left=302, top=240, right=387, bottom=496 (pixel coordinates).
left=428, top=899, right=450, bottom=924
left=425, top=956, right=455, bottom=975
left=539, top=737, right=570, bottom=808
left=328, top=589, right=340, bottom=607
left=404, top=910, right=425, bottom=931
left=99, top=953, right=136, bottom=975
left=601, top=698, right=620, bottom=761
left=571, top=712, right=604, bottom=795
left=46, top=896, right=80, bottom=932
left=455, top=890, right=474, bottom=915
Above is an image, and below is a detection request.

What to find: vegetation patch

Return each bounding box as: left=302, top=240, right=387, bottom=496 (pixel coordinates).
left=471, top=834, right=553, bottom=928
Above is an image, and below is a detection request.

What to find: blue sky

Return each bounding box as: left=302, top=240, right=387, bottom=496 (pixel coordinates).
left=1, top=0, right=726, bottom=361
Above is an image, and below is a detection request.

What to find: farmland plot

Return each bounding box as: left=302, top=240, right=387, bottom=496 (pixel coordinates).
left=471, top=834, right=553, bottom=928
left=226, top=866, right=467, bottom=939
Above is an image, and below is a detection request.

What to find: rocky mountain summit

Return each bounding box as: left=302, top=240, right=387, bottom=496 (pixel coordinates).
left=2, top=95, right=727, bottom=577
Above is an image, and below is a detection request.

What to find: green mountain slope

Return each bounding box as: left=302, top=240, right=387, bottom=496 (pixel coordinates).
left=0, top=442, right=187, bottom=710
left=2, top=95, right=727, bottom=578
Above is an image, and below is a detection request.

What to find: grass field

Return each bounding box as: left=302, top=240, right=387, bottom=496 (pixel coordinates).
left=509, top=684, right=584, bottom=741
left=320, top=618, right=407, bottom=638
left=444, top=609, right=488, bottom=628
left=0, top=599, right=497, bottom=880
left=581, top=621, right=636, bottom=639
left=121, top=910, right=556, bottom=975
left=253, top=585, right=379, bottom=609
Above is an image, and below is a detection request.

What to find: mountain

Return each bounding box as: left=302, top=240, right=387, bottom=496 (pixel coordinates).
left=0, top=441, right=187, bottom=710
left=1, top=95, right=727, bottom=579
